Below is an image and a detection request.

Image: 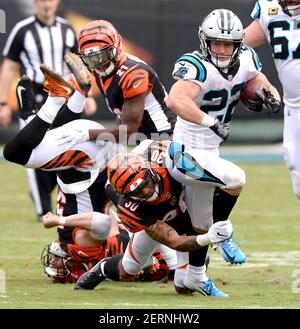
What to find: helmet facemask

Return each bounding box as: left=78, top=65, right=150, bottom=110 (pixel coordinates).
left=79, top=20, right=123, bottom=77
left=41, top=242, right=72, bottom=283
left=80, top=38, right=122, bottom=77
left=124, top=168, right=161, bottom=203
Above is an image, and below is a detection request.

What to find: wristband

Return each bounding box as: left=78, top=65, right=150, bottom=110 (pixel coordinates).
left=58, top=216, right=66, bottom=226
left=201, top=113, right=215, bottom=127
left=196, top=233, right=210, bottom=246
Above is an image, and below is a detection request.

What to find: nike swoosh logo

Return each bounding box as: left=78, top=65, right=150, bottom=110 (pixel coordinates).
left=60, top=85, right=73, bottom=95
left=78, top=250, right=89, bottom=257
left=133, top=80, right=142, bottom=89
left=17, top=86, right=25, bottom=109
left=217, top=232, right=227, bottom=237
left=222, top=248, right=235, bottom=262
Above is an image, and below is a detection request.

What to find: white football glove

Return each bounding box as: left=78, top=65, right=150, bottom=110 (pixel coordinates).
left=207, top=220, right=233, bottom=244
left=56, top=126, right=90, bottom=149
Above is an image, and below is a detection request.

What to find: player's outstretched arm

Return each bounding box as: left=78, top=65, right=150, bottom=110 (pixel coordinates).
left=42, top=211, right=112, bottom=241
left=145, top=219, right=233, bottom=252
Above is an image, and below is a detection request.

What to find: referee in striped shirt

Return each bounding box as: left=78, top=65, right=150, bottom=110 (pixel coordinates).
left=0, top=0, right=77, bottom=221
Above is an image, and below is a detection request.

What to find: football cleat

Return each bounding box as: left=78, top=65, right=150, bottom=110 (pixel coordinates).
left=65, top=52, right=92, bottom=96
left=40, top=64, right=75, bottom=100
left=183, top=277, right=229, bottom=297
left=74, top=259, right=106, bottom=290
left=214, top=237, right=246, bottom=264
left=16, top=76, right=38, bottom=120
left=174, top=256, right=210, bottom=295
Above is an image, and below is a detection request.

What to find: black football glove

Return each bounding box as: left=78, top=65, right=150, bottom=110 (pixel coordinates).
left=209, top=120, right=230, bottom=142
left=247, top=88, right=280, bottom=113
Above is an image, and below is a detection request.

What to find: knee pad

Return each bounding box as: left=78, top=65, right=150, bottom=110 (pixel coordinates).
left=3, top=141, right=28, bottom=165
left=89, top=212, right=112, bottom=240
left=225, top=166, right=246, bottom=189
left=122, top=251, right=144, bottom=275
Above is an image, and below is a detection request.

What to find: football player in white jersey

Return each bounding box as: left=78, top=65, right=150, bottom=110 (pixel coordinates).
left=165, top=9, right=281, bottom=278
left=244, top=0, right=300, bottom=200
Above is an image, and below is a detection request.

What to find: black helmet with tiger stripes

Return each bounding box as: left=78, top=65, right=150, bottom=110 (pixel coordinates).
left=107, top=152, right=161, bottom=202
left=78, top=20, right=123, bottom=77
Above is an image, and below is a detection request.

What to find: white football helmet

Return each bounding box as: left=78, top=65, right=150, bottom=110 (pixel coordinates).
left=198, top=9, right=244, bottom=70
left=279, top=0, right=300, bottom=16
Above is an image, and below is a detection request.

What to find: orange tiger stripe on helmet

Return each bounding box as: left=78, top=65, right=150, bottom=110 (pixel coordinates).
left=79, top=20, right=120, bottom=52
left=107, top=152, right=149, bottom=196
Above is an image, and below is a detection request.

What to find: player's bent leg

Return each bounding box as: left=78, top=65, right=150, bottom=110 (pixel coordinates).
left=122, top=230, right=161, bottom=276
left=74, top=256, right=116, bottom=290
left=26, top=119, right=104, bottom=171
left=165, top=141, right=246, bottom=189
left=3, top=115, right=52, bottom=165
left=3, top=93, right=67, bottom=166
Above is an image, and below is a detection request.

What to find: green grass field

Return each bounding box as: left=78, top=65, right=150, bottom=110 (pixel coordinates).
left=0, top=159, right=299, bottom=309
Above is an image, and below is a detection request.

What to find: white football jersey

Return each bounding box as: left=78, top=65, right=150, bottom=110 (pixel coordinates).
left=251, top=0, right=300, bottom=109
left=172, top=48, right=261, bottom=149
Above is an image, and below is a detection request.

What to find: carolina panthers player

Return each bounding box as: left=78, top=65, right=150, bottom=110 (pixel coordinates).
left=245, top=0, right=300, bottom=201
left=165, top=8, right=281, bottom=292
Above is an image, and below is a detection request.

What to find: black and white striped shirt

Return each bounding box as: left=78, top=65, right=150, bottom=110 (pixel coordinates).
left=3, top=15, right=77, bottom=84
